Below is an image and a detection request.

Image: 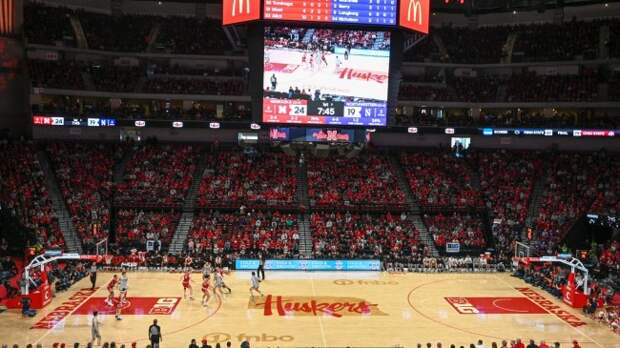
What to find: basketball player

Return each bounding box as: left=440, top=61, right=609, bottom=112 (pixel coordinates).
left=309, top=52, right=315, bottom=71
left=201, top=274, right=211, bottom=306
left=320, top=51, right=328, bottom=68
left=257, top=253, right=266, bottom=281
left=105, top=274, right=118, bottom=306
left=301, top=52, right=307, bottom=69
left=184, top=254, right=193, bottom=270
left=90, top=311, right=102, bottom=346
left=213, top=269, right=232, bottom=296
left=118, top=270, right=129, bottom=304
left=249, top=271, right=264, bottom=300
left=334, top=55, right=342, bottom=72
left=202, top=260, right=212, bottom=279
left=181, top=269, right=193, bottom=300
left=89, top=262, right=97, bottom=290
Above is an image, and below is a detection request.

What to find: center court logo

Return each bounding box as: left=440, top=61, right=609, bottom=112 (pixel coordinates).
left=203, top=332, right=294, bottom=344
left=249, top=294, right=387, bottom=317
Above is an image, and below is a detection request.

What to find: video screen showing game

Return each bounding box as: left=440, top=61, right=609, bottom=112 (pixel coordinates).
left=262, top=26, right=391, bottom=127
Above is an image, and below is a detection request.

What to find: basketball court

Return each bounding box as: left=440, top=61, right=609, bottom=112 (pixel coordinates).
left=2, top=272, right=619, bottom=348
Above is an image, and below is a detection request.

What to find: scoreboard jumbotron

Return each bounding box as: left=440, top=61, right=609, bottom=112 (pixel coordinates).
left=222, top=0, right=430, bottom=129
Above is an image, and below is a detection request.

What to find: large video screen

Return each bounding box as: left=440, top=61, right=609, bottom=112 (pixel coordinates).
left=262, top=26, right=391, bottom=127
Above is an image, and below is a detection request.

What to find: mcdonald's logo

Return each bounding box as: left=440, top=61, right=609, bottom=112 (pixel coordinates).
left=399, top=0, right=430, bottom=34
left=407, top=0, right=423, bottom=24
left=232, top=0, right=251, bottom=16
left=222, top=0, right=260, bottom=25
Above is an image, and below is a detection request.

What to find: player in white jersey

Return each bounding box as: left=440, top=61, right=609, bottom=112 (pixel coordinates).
left=90, top=311, right=102, bottom=346
left=249, top=271, right=264, bottom=300
left=202, top=261, right=212, bottom=279
left=118, top=270, right=129, bottom=304
left=334, top=55, right=342, bottom=73
left=213, top=269, right=232, bottom=296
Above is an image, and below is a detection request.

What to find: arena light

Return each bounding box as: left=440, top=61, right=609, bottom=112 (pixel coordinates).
left=250, top=123, right=261, bottom=130
left=0, top=0, right=15, bottom=35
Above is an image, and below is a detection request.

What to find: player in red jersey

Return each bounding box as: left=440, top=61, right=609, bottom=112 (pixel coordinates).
left=181, top=270, right=193, bottom=300
left=105, top=274, right=118, bottom=306
left=201, top=274, right=211, bottom=306
left=301, top=52, right=307, bottom=69
left=184, top=255, right=193, bottom=269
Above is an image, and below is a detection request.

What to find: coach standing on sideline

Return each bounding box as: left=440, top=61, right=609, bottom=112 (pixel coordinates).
left=149, top=319, right=163, bottom=348
left=89, top=262, right=97, bottom=290
left=257, top=253, right=266, bottom=281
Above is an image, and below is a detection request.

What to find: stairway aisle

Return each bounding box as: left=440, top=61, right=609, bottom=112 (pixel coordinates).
left=523, top=163, right=549, bottom=243
left=296, top=155, right=309, bottom=207
left=169, top=152, right=208, bottom=255
left=411, top=215, right=439, bottom=257
left=298, top=213, right=312, bottom=258
left=388, top=153, right=439, bottom=256
left=37, top=151, right=83, bottom=253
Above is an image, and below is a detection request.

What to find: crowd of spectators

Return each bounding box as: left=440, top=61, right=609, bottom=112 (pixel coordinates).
left=0, top=142, right=64, bottom=250
left=142, top=77, right=244, bottom=96
left=46, top=143, right=124, bottom=253
left=589, top=160, right=620, bottom=217
left=505, top=71, right=599, bottom=102
left=435, top=25, right=511, bottom=64
left=398, top=72, right=602, bottom=103
left=115, top=209, right=180, bottom=252
left=29, top=60, right=84, bottom=90
left=24, top=4, right=232, bottom=55
left=530, top=152, right=611, bottom=255
left=311, top=211, right=421, bottom=259
left=79, top=12, right=154, bottom=52
left=423, top=213, right=487, bottom=250
left=400, top=152, right=482, bottom=208
left=88, top=64, right=143, bottom=93
left=186, top=210, right=299, bottom=258
left=307, top=153, right=405, bottom=207
left=115, top=143, right=200, bottom=207
left=47, top=261, right=88, bottom=292
left=473, top=150, right=541, bottom=257
left=154, top=17, right=232, bottom=55
left=23, top=3, right=76, bottom=47
left=198, top=149, right=296, bottom=207
left=511, top=19, right=600, bottom=62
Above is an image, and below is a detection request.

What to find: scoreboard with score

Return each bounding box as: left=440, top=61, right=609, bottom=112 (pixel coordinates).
left=264, top=0, right=398, bottom=25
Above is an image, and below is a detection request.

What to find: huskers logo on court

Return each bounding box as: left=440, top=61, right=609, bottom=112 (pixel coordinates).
left=249, top=295, right=387, bottom=317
